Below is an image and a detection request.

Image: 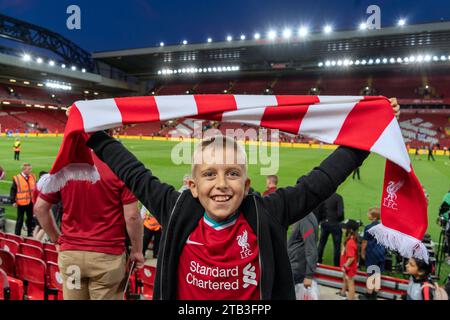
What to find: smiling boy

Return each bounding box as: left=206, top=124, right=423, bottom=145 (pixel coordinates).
left=85, top=100, right=398, bottom=300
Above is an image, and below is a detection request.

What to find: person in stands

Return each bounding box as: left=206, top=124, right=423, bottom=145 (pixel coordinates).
left=141, top=206, right=161, bottom=258
left=263, top=175, right=278, bottom=196
left=316, top=193, right=345, bottom=266
left=360, top=207, right=386, bottom=300
left=404, top=257, right=435, bottom=300
left=338, top=219, right=360, bottom=300
left=10, top=163, right=36, bottom=236
left=13, top=138, right=21, bottom=161
left=34, top=153, right=144, bottom=300
left=80, top=100, right=399, bottom=300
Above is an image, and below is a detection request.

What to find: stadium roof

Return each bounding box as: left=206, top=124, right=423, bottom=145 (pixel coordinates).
left=93, top=21, right=450, bottom=80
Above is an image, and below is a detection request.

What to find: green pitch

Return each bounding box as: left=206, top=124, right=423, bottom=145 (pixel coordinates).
left=1, top=136, right=449, bottom=280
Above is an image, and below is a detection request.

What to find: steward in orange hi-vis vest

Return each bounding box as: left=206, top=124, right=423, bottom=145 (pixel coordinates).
left=143, top=212, right=161, bottom=231
left=13, top=173, right=36, bottom=206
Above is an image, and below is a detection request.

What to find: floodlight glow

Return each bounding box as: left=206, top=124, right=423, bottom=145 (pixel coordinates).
left=397, top=19, right=406, bottom=26
left=359, top=22, right=367, bottom=30
left=160, top=42, right=164, bottom=47
left=207, top=38, right=212, bottom=43
left=61, top=64, right=66, bottom=68
left=318, top=62, right=324, bottom=67
left=22, top=54, right=31, bottom=62
left=424, top=55, right=431, bottom=62
left=226, top=35, right=232, bottom=42
left=417, top=55, right=424, bottom=62
left=81, top=68, right=86, bottom=73
left=337, top=60, right=342, bottom=66
left=325, top=61, right=331, bottom=67
left=298, top=27, right=308, bottom=37
left=254, top=33, right=261, bottom=40
left=267, top=30, right=276, bottom=40
left=368, top=59, right=374, bottom=64
left=71, top=66, right=76, bottom=71
left=323, top=25, right=333, bottom=34
left=331, top=60, right=336, bottom=66
left=182, top=40, right=188, bottom=45
left=36, top=57, right=43, bottom=64
left=440, top=55, right=447, bottom=61
left=240, top=35, right=246, bottom=40
left=433, top=56, right=439, bottom=61
left=282, top=29, right=292, bottom=39
left=389, top=58, right=395, bottom=63
left=397, top=57, right=403, bottom=63
left=382, top=58, right=388, bottom=63
left=355, top=60, right=360, bottom=65
left=45, top=81, right=72, bottom=91
left=49, top=60, right=55, bottom=66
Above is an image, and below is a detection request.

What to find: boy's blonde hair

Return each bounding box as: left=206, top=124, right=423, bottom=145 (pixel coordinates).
left=191, top=135, right=247, bottom=175
left=368, top=207, right=381, bottom=220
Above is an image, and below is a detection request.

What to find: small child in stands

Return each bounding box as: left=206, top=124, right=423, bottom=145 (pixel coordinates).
left=338, top=219, right=360, bottom=300
left=404, top=257, right=434, bottom=300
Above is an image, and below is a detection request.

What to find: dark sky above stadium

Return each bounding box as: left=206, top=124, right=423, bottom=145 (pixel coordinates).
left=0, top=0, right=449, bottom=52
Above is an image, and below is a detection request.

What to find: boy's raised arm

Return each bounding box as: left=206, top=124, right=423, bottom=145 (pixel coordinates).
left=86, top=131, right=180, bottom=225
left=263, top=146, right=369, bottom=228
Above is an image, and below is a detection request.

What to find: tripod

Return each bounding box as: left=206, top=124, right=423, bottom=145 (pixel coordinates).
left=436, top=227, right=447, bottom=279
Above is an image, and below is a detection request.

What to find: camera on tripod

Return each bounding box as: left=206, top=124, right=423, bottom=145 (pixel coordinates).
left=437, top=215, right=448, bottom=229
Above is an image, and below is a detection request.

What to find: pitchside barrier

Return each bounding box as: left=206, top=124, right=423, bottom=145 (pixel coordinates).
left=1, top=133, right=448, bottom=156
left=314, top=264, right=409, bottom=300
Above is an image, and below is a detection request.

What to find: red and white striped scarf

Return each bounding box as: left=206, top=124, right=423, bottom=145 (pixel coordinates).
left=40, top=94, right=428, bottom=261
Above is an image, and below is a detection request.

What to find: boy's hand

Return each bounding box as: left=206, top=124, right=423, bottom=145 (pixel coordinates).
left=303, top=278, right=313, bottom=288
left=389, top=97, right=400, bottom=119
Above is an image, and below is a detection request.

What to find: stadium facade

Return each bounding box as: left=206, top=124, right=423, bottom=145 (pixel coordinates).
left=0, top=14, right=449, bottom=147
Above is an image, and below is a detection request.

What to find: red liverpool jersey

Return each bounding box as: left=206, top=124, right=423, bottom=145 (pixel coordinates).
left=177, top=212, right=260, bottom=300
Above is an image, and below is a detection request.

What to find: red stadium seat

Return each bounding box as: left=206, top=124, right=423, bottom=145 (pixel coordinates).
left=0, top=268, right=9, bottom=300
left=2, top=239, right=19, bottom=255
left=43, top=243, right=57, bottom=251
left=23, top=237, right=44, bottom=249
left=15, top=254, right=47, bottom=300
left=44, top=249, right=58, bottom=264
left=0, top=231, right=4, bottom=238
left=0, top=249, right=16, bottom=276
left=46, top=262, right=63, bottom=300
left=138, top=265, right=156, bottom=300
left=5, top=233, right=23, bottom=244
left=19, top=243, right=44, bottom=260
left=6, top=276, right=24, bottom=300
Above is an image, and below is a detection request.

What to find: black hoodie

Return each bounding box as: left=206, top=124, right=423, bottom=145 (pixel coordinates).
left=87, top=131, right=369, bottom=300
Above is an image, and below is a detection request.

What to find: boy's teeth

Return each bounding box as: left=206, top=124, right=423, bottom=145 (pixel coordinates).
left=213, top=195, right=231, bottom=201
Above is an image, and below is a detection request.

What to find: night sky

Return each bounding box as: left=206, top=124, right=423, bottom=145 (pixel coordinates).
left=0, top=0, right=449, bottom=52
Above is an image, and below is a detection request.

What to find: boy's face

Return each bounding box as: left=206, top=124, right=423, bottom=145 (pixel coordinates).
left=189, top=161, right=250, bottom=222
left=406, top=258, right=420, bottom=276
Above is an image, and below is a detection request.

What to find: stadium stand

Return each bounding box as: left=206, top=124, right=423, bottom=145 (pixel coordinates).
left=0, top=232, right=63, bottom=300
left=232, top=78, right=272, bottom=94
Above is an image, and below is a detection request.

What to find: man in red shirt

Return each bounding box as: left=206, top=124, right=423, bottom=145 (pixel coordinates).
left=262, top=175, right=278, bottom=197
left=34, top=153, right=144, bottom=300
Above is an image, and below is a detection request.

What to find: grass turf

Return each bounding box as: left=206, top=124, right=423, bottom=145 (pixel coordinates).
left=1, top=136, right=449, bottom=281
